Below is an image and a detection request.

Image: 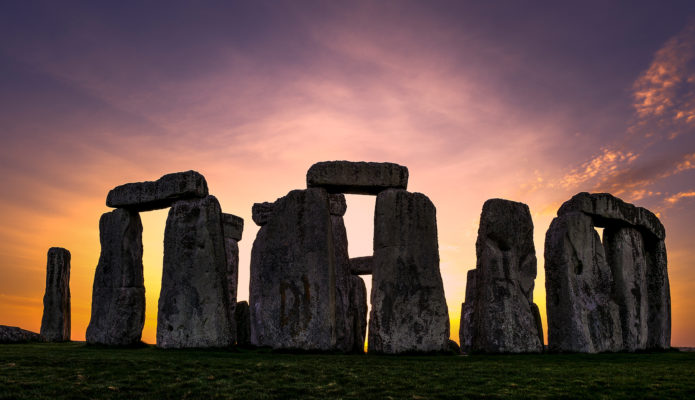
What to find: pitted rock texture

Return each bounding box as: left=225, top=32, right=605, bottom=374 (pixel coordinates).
left=40, top=247, right=71, bottom=342
left=252, top=202, right=274, bottom=226
left=349, top=256, right=373, bottom=275
left=460, top=199, right=542, bottom=354
left=106, top=170, right=208, bottom=212
left=369, top=189, right=449, bottom=354
left=307, top=161, right=408, bottom=195
left=558, top=192, right=664, bottom=240
left=646, top=239, right=670, bottom=349
left=158, top=195, right=233, bottom=348
left=0, top=325, right=43, bottom=343
left=331, top=211, right=354, bottom=352
left=545, top=211, right=623, bottom=353
left=349, top=275, right=368, bottom=353
left=235, top=301, right=251, bottom=346
left=329, top=193, right=347, bottom=216
left=249, top=188, right=338, bottom=350
left=86, top=209, right=145, bottom=346
left=222, top=213, right=244, bottom=241
left=459, top=269, right=476, bottom=353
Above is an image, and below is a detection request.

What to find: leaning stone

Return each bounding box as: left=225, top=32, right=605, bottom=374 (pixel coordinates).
left=558, top=192, right=664, bottom=240
left=329, top=194, right=347, bottom=216
left=463, top=199, right=543, bottom=353
left=86, top=209, right=145, bottom=346
left=222, top=213, right=244, bottom=241
left=249, top=188, right=337, bottom=350
left=221, top=213, right=242, bottom=343
left=0, top=325, right=44, bottom=343
left=252, top=202, right=274, bottom=226
left=459, top=269, right=476, bottom=353
left=604, top=226, right=649, bottom=351
left=40, top=247, right=71, bottom=342
left=106, top=170, right=208, bottom=212
left=235, top=301, right=251, bottom=346
left=349, top=275, right=368, bottom=353
left=349, top=256, right=373, bottom=275
left=369, top=189, right=449, bottom=354
left=158, top=195, right=233, bottom=348
left=307, top=161, right=409, bottom=195
left=544, top=212, right=622, bottom=353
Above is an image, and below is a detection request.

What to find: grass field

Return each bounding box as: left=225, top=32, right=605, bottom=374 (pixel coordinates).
left=1, top=343, right=694, bottom=399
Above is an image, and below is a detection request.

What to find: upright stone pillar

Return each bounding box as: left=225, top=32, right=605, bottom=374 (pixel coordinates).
left=235, top=301, right=251, bottom=346
left=349, top=275, right=367, bottom=353
left=86, top=209, right=145, bottom=345
left=369, top=189, right=449, bottom=354
left=460, top=199, right=543, bottom=353
left=645, top=238, right=670, bottom=349
left=222, top=213, right=243, bottom=344
left=329, top=194, right=354, bottom=352
left=158, top=195, right=233, bottom=348
left=249, top=188, right=338, bottom=350
left=40, top=247, right=71, bottom=342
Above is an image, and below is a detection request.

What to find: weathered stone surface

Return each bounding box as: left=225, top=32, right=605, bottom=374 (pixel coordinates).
left=252, top=202, right=274, bottom=226
left=348, top=275, right=367, bottom=353
left=331, top=211, right=353, bottom=352
left=545, top=212, right=622, bottom=353
left=558, top=192, right=665, bottom=240
left=222, top=214, right=241, bottom=344
left=459, top=269, right=476, bottom=353
left=40, top=247, right=71, bottom=342
left=329, top=194, right=347, bottom=216
left=369, top=189, right=449, bottom=354
left=106, top=170, right=208, bottom=212
left=461, top=199, right=543, bottom=354
left=222, top=213, right=244, bottom=241
left=86, top=209, right=145, bottom=346
left=604, top=226, right=648, bottom=351
left=158, top=195, right=233, bottom=348
left=0, top=325, right=43, bottom=343
left=307, top=161, right=409, bottom=195
left=249, top=188, right=338, bottom=350
left=646, top=238, right=671, bottom=349
left=235, top=301, right=251, bottom=346
left=349, top=256, right=373, bottom=275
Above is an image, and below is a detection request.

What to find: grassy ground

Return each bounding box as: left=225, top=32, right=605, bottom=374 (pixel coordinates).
left=1, top=343, right=694, bottom=399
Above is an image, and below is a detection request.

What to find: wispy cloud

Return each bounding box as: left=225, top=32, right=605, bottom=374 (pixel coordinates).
left=664, top=191, right=695, bottom=205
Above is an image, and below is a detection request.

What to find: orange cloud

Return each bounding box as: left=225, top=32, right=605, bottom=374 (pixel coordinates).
left=665, top=191, right=695, bottom=205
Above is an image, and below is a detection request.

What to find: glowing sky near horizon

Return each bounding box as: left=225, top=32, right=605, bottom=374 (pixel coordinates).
left=1, top=1, right=694, bottom=346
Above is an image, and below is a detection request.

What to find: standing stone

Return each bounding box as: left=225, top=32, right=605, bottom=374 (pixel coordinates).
left=249, top=188, right=338, bottom=350
left=86, top=209, right=145, bottom=346
left=222, top=213, right=243, bottom=344
left=604, top=226, right=648, bottom=351
left=158, top=195, right=233, bottom=348
left=307, top=161, right=409, bottom=195
left=252, top=202, right=275, bottom=226
left=106, top=170, right=209, bottom=212
left=40, top=247, right=71, bottom=342
left=459, top=269, right=476, bottom=353
left=461, top=199, right=543, bottom=353
left=544, top=211, right=622, bottom=353
left=369, top=189, right=449, bottom=354
left=349, top=275, right=368, bottom=353
left=235, top=301, right=251, bottom=346
left=329, top=194, right=354, bottom=352
left=646, top=238, right=670, bottom=349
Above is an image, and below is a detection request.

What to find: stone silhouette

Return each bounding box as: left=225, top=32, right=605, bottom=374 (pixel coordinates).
left=0, top=325, right=43, bottom=343
left=307, top=161, right=408, bottom=195
left=235, top=301, right=251, bottom=346
left=369, top=189, right=450, bottom=354
left=106, top=170, right=208, bottom=211
left=222, top=212, right=244, bottom=343
left=40, top=247, right=71, bottom=342
left=545, top=192, right=670, bottom=352
left=158, top=195, right=233, bottom=348
left=86, top=209, right=145, bottom=345
left=348, top=275, right=368, bottom=353
left=251, top=202, right=274, bottom=226
left=349, top=256, right=373, bottom=275
left=330, top=193, right=357, bottom=352
left=460, top=199, right=543, bottom=353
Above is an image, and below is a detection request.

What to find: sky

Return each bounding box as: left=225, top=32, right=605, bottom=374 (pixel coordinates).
left=1, top=1, right=694, bottom=346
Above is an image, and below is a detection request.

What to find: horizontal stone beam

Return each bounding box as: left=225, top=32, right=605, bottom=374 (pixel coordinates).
left=307, top=161, right=408, bottom=195
left=222, top=213, right=244, bottom=241
left=349, top=256, right=373, bottom=275
left=106, top=170, right=208, bottom=212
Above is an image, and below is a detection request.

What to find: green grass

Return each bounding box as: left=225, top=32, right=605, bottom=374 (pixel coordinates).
left=1, top=343, right=694, bottom=399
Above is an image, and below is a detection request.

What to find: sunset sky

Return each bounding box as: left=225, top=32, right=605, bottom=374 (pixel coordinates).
left=1, top=1, right=694, bottom=346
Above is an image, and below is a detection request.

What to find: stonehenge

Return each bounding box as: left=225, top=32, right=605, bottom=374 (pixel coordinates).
left=87, top=171, right=243, bottom=348
left=545, top=192, right=670, bottom=352
left=69, top=164, right=669, bottom=355
left=459, top=199, right=543, bottom=353
left=40, top=247, right=71, bottom=342
left=0, top=325, right=44, bottom=343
